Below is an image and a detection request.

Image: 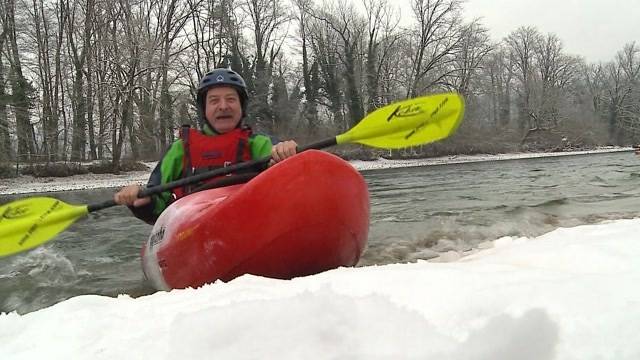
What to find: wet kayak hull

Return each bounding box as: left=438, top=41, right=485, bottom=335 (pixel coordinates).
left=141, top=150, right=370, bottom=290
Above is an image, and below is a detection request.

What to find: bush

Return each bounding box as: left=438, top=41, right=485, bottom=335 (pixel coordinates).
left=21, top=163, right=89, bottom=177
left=120, top=160, right=150, bottom=172
left=87, top=160, right=149, bottom=174
left=0, top=163, right=17, bottom=179
left=86, top=161, right=115, bottom=174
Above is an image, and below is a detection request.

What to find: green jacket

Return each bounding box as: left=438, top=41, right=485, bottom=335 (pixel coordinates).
left=131, top=125, right=273, bottom=224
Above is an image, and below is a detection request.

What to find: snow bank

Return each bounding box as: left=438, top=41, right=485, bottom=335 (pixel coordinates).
left=2, top=218, right=639, bottom=359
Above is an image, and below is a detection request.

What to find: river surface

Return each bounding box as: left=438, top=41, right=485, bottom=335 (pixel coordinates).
left=1, top=151, right=639, bottom=314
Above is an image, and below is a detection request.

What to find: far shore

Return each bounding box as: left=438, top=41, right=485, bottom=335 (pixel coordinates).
left=1, top=147, right=633, bottom=196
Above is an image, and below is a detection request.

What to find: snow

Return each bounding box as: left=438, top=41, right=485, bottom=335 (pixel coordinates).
left=1, top=218, right=639, bottom=359
left=1, top=147, right=639, bottom=359
left=349, top=147, right=633, bottom=171
left=0, top=169, right=151, bottom=195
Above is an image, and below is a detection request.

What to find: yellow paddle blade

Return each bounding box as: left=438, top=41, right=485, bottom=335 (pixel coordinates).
left=0, top=197, right=88, bottom=257
left=336, top=92, right=464, bottom=149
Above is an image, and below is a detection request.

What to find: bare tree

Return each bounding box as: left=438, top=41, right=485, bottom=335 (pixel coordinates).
left=189, top=0, right=232, bottom=76
left=0, top=1, right=12, bottom=162
left=241, top=0, right=290, bottom=132
left=292, top=0, right=319, bottom=133
left=180, top=0, right=247, bottom=122
left=532, top=33, right=581, bottom=128
left=84, top=0, right=98, bottom=160
left=581, top=44, right=639, bottom=145
left=63, top=0, right=95, bottom=161
left=132, top=0, right=191, bottom=159
left=617, top=42, right=640, bottom=83
left=28, top=0, right=68, bottom=161
left=307, top=15, right=344, bottom=129
left=5, top=0, right=36, bottom=161
left=308, top=0, right=366, bottom=128
left=482, top=46, right=513, bottom=128
left=449, top=18, right=492, bottom=97
left=505, top=26, right=541, bottom=131
left=108, top=0, right=145, bottom=171
left=4, top=0, right=640, bottom=168
left=362, top=0, right=400, bottom=112
left=134, top=2, right=162, bottom=160
left=405, top=0, right=463, bottom=97
left=613, top=42, right=640, bottom=140
left=270, top=53, right=302, bottom=135
left=604, top=61, right=631, bottom=143
left=158, top=0, right=191, bottom=150
left=584, top=63, right=607, bottom=114
left=93, top=2, right=110, bottom=159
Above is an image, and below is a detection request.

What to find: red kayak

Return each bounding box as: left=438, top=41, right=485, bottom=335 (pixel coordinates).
left=141, top=150, right=370, bottom=290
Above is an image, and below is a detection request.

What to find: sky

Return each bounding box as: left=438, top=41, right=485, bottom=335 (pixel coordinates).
left=464, top=0, right=640, bottom=62
left=397, top=0, right=640, bottom=63
left=2, top=218, right=639, bottom=359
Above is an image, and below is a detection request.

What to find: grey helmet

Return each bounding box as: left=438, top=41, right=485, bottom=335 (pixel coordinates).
left=196, top=68, right=249, bottom=121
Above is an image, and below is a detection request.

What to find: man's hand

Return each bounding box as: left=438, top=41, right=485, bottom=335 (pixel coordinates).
left=270, top=140, right=298, bottom=166
left=114, top=184, right=151, bottom=207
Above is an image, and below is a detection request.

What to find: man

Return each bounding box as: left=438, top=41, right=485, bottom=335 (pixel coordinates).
left=114, top=68, right=297, bottom=224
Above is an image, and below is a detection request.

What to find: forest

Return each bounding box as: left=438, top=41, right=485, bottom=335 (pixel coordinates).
left=1, top=0, right=639, bottom=174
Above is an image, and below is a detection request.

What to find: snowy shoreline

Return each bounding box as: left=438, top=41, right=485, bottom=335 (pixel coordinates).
left=0, top=147, right=633, bottom=196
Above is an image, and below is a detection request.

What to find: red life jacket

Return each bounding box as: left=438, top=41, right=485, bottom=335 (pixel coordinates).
left=172, top=125, right=252, bottom=200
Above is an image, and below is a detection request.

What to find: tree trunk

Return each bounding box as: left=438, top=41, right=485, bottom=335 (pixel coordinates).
left=158, top=0, right=179, bottom=152
left=127, top=107, right=138, bottom=160
left=365, top=40, right=379, bottom=113
left=608, top=102, right=618, bottom=145
left=52, top=0, right=65, bottom=159
left=0, top=56, right=10, bottom=162
left=159, top=85, right=172, bottom=154
left=61, top=72, right=69, bottom=159
left=0, top=24, right=11, bottom=162
left=344, top=45, right=364, bottom=127
left=6, top=0, right=36, bottom=161
left=96, top=74, right=106, bottom=159
left=85, top=0, right=97, bottom=160
left=86, top=56, right=97, bottom=160
left=137, top=72, right=157, bottom=160
left=33, top=0, right=52, bottom=160
left=70, top=66, right=87, bottom=161
left=113, top=96, right=132, bottom=173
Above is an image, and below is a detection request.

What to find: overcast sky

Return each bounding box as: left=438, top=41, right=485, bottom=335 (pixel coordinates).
left=464, top=0, right=640, bottom=62
left=396, top=0, right=640, bottom=63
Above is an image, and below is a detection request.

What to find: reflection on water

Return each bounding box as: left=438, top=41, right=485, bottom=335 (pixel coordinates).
left=1, top=151, right=639, bottom=313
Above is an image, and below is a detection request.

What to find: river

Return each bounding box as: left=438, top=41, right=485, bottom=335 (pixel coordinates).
left=1, top=151, right=639, bottom=314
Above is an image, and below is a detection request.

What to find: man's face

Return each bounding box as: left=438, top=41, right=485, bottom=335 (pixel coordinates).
left=205, top=86, right=242, bottom=133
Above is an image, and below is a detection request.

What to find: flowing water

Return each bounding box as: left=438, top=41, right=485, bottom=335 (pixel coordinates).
left=2, top=151, right=639, bottom=314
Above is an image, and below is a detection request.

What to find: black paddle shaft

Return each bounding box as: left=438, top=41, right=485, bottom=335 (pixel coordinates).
left=87, top=137, right=338, bottom=213
left=86, top=160, right=268, bottom=213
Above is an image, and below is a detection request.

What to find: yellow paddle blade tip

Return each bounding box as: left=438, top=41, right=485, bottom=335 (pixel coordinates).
left=0, top=197, right=88, bottom=257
